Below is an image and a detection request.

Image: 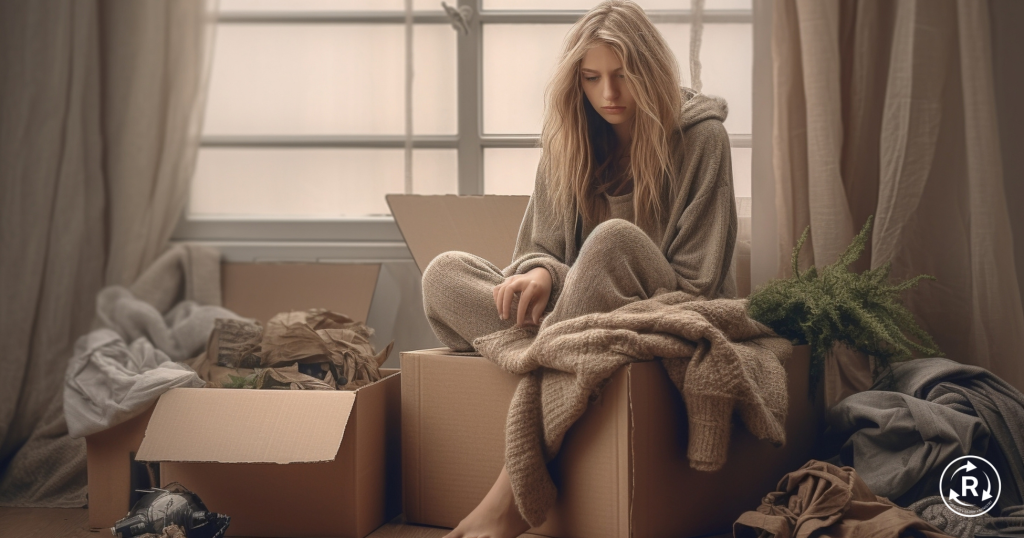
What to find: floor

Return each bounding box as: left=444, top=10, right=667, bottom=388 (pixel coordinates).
left=0, top=508, right=568, bottom=538
left=0, top=507, right=743, bottom=538
left=0, top=508, right=453, bottom=538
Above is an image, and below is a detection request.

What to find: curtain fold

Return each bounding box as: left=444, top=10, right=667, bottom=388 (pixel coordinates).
left=0, top=0, right=216, bottom=507
left=772, top=0, right=1024, bottom=398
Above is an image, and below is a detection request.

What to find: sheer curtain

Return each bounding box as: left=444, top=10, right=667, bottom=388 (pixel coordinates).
left=771, top=0, right=1024, bottom=400
left=0, top=0, right=216, bottom=506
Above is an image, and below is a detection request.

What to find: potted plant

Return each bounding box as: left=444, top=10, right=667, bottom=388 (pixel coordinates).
left=746, top=216, right=942, bottom=393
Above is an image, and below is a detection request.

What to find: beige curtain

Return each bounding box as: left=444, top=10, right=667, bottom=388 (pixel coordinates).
left=772, top=0, right=1024, bottom=401
left=0, top=0, right=215, bottom=506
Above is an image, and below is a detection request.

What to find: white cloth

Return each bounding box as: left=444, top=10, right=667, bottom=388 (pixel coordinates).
left=65, top=287, right=241, bottom=438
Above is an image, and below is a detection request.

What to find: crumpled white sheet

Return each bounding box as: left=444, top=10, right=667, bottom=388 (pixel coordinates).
left=64, top=286, right=242, bottom=438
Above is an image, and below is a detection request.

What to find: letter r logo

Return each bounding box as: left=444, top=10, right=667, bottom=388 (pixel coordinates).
left=962, top=476, right=978, bottom=497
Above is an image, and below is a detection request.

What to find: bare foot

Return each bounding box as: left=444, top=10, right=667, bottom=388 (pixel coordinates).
left=442, top=465, right=531, bottom=538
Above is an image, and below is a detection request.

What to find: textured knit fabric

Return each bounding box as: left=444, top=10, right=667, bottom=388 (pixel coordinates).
left=734, top=460, right=951, bottom=538
left=424, top=218, right=679, bottom=351
left=826, top=357, right=1024, bottom=508
left=907, top=497, right=1024, bottom=538
left=580, top=191, right=637, bottom=243
left=473, top=293, right=790, bottom=527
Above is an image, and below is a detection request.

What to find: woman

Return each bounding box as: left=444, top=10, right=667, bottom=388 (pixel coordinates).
left=421, top=1, right=737, bottom=536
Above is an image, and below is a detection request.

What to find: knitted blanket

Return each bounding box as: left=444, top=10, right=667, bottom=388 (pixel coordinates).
left=473, top=292, right=791, bottom=527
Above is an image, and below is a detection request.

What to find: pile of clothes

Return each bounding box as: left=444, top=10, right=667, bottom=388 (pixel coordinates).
left=63, top=246, right=391, bottom=440
left=736, top=357, right=1024, bottom=538
left=824, top=357, right=1024, bottom=537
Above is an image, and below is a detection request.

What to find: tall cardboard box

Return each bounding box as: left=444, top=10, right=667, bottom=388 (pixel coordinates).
left=85, top=263, right=401, bottom=537
left=401, top=347, right=819, bottom=538
left=386, top=194, right=822, bottom=538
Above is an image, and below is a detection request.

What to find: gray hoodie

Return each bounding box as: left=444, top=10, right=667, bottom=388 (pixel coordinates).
left=504, top=88, right=738, bottom=303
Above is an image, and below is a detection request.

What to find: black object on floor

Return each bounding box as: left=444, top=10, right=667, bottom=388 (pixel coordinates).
left=111, top=482, right=230, bottom=538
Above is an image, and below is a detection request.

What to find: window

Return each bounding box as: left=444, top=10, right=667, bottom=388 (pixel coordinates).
left=176, top=0, right=753, bottom=262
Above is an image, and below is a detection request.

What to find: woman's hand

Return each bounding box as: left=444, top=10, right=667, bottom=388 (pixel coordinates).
left=493, top=267, right=552, bottom=327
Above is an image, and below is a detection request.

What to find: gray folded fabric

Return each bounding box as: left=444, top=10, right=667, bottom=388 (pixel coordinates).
left=827, top=357, right=1024, bottom=508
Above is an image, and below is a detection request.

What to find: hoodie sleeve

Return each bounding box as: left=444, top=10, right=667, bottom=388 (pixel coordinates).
left=502, top=165, right=571, bottom=307
left=666, top=119, right=738, bottom=298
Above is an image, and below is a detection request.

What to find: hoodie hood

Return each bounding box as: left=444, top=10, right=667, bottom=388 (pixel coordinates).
left=678, top=87, right=729, bottom=129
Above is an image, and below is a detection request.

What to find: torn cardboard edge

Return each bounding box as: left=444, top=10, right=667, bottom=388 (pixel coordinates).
left=386, top=194, right=530, bottom=274
left=137, top=370, right=400, bottom=465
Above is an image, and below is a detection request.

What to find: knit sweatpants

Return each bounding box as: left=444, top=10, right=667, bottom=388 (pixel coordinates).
left=422, top=218, right=677, bottom=351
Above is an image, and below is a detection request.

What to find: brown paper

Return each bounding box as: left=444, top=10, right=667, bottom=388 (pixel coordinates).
left=207, top=318, right=263, bottom=368
left=256, top=309, right=392, bottom=390
left=189, top=309, right=392, bottom=391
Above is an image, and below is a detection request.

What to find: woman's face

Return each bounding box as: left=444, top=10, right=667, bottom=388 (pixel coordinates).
left=580, top=44, right=636, bottom=131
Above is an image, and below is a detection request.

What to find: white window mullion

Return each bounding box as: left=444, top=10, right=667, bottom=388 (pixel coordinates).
left=456, top=0, right=484, bottom=195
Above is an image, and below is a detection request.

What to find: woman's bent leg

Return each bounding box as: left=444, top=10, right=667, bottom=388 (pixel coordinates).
left=422, top=251, right=516, bottom=351
left=543, top=218, right=676, bottom=328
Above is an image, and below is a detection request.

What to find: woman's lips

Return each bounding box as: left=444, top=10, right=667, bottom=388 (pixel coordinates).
left=602, top=106, right=626, bottom=114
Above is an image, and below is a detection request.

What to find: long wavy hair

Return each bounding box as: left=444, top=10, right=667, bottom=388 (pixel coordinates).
left=540, top=0, right=683, bottom=233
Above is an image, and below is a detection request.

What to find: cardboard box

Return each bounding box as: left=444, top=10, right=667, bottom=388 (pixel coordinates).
left=386, top=194, right=531, bottom=273
left=137, top=369, right=401, bottom=538
left=86, top=263, right=401, bottom=537
left=401, top=346, right=821, bottom=538
left=386, top=194, right=821, bottom=537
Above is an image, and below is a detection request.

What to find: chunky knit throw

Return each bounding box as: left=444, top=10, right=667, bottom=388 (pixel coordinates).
left=473, top=293, right=790, bottom=527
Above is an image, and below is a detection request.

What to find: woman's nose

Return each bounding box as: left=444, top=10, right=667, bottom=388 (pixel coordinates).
left=603, top=80, right=619, bottom=101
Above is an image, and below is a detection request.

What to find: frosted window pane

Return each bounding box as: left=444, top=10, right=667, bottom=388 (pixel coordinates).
left=483, top=23, right=750, bottom=135
left=190, top=149, right=457, bottom=217
left=413, top=25, right=458, bottom=137
left=483, top=0, right=750, bottom=10
left=483, top=24, right=571, bottom=135
left=731, top=147, right=751, bottom=198
left=655, top=23, right=752, bottom=134
left=221, top=0, right=441, bottom=11
left=204, top=24, right=455, bottom=135
left=705, top=0, right=752, bottom=8
left=484, top=148, right=543, bottom=195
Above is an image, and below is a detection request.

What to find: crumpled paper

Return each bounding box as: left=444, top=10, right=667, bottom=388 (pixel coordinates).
left=187, top=309, right=392, bottom=391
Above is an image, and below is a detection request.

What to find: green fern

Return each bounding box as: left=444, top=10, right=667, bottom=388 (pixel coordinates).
left=222, top=373, right=258, bottom=389
left=746, top=215, right=942, bottom=394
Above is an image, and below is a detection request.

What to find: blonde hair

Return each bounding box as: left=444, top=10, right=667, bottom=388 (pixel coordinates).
left=541, top=0, right=682, bottom=232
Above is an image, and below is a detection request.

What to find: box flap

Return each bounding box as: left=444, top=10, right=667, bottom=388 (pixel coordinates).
left=136, top=388, right=355, bottom=464
left=222, top=263, right=380, bottom=324
left=386, top=194, right=530, bottom=273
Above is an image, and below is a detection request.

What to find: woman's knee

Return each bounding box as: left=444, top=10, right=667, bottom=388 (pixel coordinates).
left=422, top=251, right=471, bottom=310
left=581, top=219, right=656, bottom=261
left=422, top=250, right=502, bottom=313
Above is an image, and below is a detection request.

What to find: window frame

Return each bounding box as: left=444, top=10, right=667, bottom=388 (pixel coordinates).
left=173, top=1, right=755, bottom=262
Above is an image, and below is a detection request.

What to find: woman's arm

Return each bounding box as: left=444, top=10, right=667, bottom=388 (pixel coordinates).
left=502, top=165, right=572, bottom=308
left=665, top=119, right=738, bottom=298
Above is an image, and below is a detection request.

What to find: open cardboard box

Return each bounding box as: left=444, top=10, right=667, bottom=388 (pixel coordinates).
left=386, top=194, right=823, bottom=538
left=85, top=263, right=402, bottom=538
